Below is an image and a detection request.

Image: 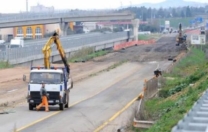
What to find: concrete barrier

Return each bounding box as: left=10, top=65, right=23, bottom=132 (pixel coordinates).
left=113, top=39, right=156, bottom=51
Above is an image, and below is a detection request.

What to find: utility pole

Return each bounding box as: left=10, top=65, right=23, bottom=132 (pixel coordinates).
left=26, top=0, right=28, bottom=12
left=120, top=1, right=123, bottom=9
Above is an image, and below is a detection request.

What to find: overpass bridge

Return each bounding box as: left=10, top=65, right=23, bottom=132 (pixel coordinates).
left=0, top=12, right=136, bottom=36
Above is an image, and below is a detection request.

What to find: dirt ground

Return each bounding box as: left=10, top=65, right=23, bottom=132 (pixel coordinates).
left=0, top=33, right=185, bottom=111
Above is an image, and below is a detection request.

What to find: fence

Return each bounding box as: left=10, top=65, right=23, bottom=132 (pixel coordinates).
left=0, top=11, right=118, bottom=22
left=0, top=32, right=132, bottom=62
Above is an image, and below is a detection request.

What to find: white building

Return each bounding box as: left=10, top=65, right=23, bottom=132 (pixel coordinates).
left=82, top=22, right=97, bottom=31
left=30, top=3, right=54, bottom=13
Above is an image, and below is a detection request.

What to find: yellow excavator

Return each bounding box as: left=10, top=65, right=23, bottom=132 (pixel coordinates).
left=176, top=23, right=187, bottom=46
left=42, top=30, right=70, bottom=75
left=26, top=29, right=73, bottom=111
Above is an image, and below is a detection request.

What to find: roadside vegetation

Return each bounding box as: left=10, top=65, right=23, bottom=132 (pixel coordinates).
left=139, top=33, right=162, bottom=41
left=0, top=61, right=12, bottom=69
left=68, top=47, right=109, bottom=63
left=89, top=60, right=127, bottom=77
left=134, top=47, right=208, bottom=132
left=158, top=17, right=193, bottom=28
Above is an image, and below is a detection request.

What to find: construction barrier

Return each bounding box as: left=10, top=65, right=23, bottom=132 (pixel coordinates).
left=133, top=50, right=190, bottom=128
left=184, top=29, right=200, bottom=35
left=113, top=39, right=156, bottom=51
left=133, top=76, right=163, bottom=128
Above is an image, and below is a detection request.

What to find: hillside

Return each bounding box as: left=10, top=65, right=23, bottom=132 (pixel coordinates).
left=131, top=0, right=208, bottom=8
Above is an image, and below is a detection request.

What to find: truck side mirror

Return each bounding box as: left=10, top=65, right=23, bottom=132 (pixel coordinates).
left=23, top=75, right=26, bottom=81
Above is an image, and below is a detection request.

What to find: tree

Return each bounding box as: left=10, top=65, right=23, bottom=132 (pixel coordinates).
left=180, top=10, right=185, bottom=18
left=147, top=8, right=152, bottom=19
left=186, top=6, right=192, bottom=17
left=157, top=7, right=165, bottom=18
left=172, top=8, right=177, bottom=17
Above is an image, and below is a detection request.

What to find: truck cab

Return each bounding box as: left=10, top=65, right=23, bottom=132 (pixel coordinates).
left=26, top=67, right=73, bottom=111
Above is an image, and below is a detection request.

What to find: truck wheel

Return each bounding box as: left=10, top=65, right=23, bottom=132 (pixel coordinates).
left=65, top=94, right=69, bottom=108
left=59, top=104, right=64, bottom=110
left=29, top=104, right=33, bottom=110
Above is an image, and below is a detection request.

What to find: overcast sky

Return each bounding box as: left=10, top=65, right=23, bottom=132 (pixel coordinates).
left=0, top=0, right=207, bottom=13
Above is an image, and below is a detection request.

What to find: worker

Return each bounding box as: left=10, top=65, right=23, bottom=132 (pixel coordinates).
left=154, top=68, right=162, bottom=77
left=36, top=83, right=49, bottom=112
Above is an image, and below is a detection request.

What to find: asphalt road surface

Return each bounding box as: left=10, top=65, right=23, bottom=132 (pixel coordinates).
left=0, top=61, right=171, bottom=132
left=24, top=32, right=103, bottom=47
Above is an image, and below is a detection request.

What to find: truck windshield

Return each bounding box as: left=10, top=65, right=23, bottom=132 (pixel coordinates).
left=30, top=72, right=62, bottom=84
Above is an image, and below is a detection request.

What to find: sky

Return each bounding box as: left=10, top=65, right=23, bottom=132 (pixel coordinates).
left=0, top=0, right=207, bottom=13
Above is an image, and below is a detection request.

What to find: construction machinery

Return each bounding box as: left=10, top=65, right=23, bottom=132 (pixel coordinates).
left=25, top=30, right=73, bottom=111
left=176, top=23, right=187, bottom=46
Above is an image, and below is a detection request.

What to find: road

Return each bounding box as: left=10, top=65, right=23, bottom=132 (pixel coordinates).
left=2, top=32, right=103, bottom=48
left=0, top=61, right=171, bottom=132
left=24, top=32, right=104, bottom=47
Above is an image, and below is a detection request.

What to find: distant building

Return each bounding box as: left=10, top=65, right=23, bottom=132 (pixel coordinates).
left=30, top=3, right=54, bottom=13
left=82, top=22, right=97, bottom=31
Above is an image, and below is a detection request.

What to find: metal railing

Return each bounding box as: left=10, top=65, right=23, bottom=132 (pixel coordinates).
left=0, top=10, right=119, bottom=22
left=172, top=89, right=208, bottom=132
left=3, top=32, right=102, bottom=46
left=0, top=32, right=132, bottom=61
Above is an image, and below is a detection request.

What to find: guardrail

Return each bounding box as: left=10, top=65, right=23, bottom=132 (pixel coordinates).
left=0, top=32, right=133, bottom=64
left=0, top=11, right=125, bottom=22
left=3, top=32, right=102, bottom=46
left=172, top=89, right=208, bottom=132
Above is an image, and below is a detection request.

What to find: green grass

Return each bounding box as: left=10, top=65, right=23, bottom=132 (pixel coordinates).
left=170, top=47, right=206, bottom=77
left=134, top=48, right=208, bottom=132
left=89, top=60, right=127, bottom=77
left=138, top=34, right=162, bottom=40
left=158, top=17, right=194, bottom=28
left=0, top=61, right=12, bottom=69
left=69, top=47, right=109, bottom=63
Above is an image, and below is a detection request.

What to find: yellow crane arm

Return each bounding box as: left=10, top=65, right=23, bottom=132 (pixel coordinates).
left=42, top=36, right=54, bottom=69
left=42, top=30, right=70, bottom=75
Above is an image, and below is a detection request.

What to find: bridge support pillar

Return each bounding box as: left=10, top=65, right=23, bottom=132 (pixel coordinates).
left=131, top=19, right=139, bottom=41
left=59, top=22, right=68, bottom=36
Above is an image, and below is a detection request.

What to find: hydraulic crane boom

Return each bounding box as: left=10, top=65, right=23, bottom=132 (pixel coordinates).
left=176, top=23, right=187, bottom=46
left=42, top=30, right=70, bottom=75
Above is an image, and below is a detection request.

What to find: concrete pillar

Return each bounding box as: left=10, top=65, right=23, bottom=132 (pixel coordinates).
left=131, top=19, right=139, bottom=41
left=59, top=22, right=68, bottom=36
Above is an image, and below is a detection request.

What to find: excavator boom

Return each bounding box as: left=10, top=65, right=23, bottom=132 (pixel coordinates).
left=176, top=23, right=186, bottom=46
left=42, top=30, right=70, bottom=75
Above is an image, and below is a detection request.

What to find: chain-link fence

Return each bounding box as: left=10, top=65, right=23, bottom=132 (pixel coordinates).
left=0, top=32, right=132, bottom=62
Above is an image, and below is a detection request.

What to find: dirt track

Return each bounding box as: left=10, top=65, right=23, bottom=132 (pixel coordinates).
left=0, top=33, right=185, bottom=110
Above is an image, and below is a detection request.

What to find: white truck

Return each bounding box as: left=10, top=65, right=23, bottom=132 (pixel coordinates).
left=24, top=30, right=73, bottom=111
left=9, top=37, right=24, bottom=48
left=25, top=67, right=73, bottom=110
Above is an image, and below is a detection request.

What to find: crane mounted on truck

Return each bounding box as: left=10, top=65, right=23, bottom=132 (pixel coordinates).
left=176, top=23, right=187, bottom=46
left=25, top=30, right=73, bottom=111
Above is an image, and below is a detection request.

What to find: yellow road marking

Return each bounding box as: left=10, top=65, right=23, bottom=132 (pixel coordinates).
left=93, top=95, right=140, bottom=132
left=16, top=64, right=141, bottom=132
left=94, top=63, right=161, bottom=132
